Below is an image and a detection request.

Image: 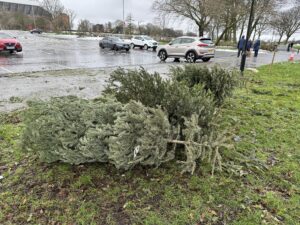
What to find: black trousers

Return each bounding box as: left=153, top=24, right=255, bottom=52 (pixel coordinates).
left=254, top=50, right=259, bottom=57
left=237, top=49, right=243, bottom=57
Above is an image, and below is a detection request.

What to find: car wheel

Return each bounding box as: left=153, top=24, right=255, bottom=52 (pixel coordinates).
left=144, top=44, right=148, bottom=50
left=202, top=58, right=211, bottom=62
left=186, top=51, right=197, bottom=63
left=158, top=50, right=168, bottom=62
left=131, top=43, right=135, bottom=49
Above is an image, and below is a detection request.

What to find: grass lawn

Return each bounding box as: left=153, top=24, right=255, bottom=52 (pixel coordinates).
left=0, top=63, right=299, bottom=225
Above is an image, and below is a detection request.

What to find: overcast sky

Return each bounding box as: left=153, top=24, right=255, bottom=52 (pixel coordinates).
left=61, top=0, right=157, bottom=26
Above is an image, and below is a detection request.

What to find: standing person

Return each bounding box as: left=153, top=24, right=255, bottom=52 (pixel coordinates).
left=287, top=43, right=291, bottom=52
left=253, top=38, right=261, bottom=57
left=237, top=35, right=245, bottom=57
left=246, top=40, right=252, bottom=57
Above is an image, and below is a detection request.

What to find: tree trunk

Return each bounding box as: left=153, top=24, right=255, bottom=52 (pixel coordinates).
left=233, top=23, right=237, bottom=43
left=211, top=25, right=216, bottom=41
left=252, top=27, right=257, bottom=42
left=198, top=25, right=204, bottom=37
left=285, top=34, right=292, bottom=44
left=215, top=26, right=233, bottom=46
left=277, top=34, right=284, bottom=44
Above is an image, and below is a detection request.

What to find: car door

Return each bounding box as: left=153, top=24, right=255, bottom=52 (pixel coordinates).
left=108, top=37, right=114, bottom=48
left=136, top=37, right=143, bottom=46
left=179, top=38, right=195, bottom=55
left=167, top=38, right=182, bottom=55
left=102, top=37, right=108, bottom=47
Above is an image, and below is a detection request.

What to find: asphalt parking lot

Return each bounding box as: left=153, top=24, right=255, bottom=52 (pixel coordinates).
left=1, top=30, right=297, bottom=75
left=0, top=30, right=299, bottom=112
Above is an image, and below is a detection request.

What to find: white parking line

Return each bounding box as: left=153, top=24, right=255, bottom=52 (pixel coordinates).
left=0, top=67, right=13, bottom=73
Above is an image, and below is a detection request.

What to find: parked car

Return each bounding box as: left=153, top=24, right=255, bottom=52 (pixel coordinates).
left=30, top=29, right=43, bottom=34
left=0, top=32, right=22, bottom=54
left=157, top=36, right=215, bottom=63
left=99, top=36, right=130, bottom=51
left=131, top=36, right=158, bottom=51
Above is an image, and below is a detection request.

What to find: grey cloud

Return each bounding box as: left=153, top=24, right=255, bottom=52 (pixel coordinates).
left=61, top=0, right=156, bottom=24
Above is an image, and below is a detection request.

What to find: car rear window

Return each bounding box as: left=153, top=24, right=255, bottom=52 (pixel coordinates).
left=200, top=38, right=214, bottom=44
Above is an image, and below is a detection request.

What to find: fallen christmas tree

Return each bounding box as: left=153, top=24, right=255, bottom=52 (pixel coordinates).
left=22, top=65, right=238, bottom=174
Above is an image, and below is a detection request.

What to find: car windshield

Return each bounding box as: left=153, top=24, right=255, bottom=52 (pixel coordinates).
left=0, top=33, right=12, bottom=39
left=111, top=37, right=122, bottom=42
left=200, top=38, right=214, bottom=44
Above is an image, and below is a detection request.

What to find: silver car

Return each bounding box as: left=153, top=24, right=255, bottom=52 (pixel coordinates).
left=157, top=36, right=215, bottom=63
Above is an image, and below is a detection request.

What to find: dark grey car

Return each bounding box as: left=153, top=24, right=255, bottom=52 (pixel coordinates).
left=99, top=36, right=130, bottom=51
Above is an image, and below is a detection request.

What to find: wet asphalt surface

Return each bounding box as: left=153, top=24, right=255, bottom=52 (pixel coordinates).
left=0, top=30, right=299, bottom=112
left=0, top=30, right=298, bottom=75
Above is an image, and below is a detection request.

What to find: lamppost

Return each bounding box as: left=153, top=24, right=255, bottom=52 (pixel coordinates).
left=123, top=0, right=125, bottom=37
left=240, top=0, right=256, bottom=75
left=32, top=5, right=36, bottom=29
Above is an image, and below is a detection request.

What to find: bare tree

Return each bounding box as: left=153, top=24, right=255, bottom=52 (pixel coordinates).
left=270, top=5, right=300, bottom=44
left=270, top=12, right=287, bottom=43
left=65, top=9, right=76, bottom=30
left=283, top=6, right=300, bottom=43
left=41, top=0, right=65, bottom=21
left=212, top=0, right=247, bottom=45
left=78, top=19, right=92, bottom=32
left=153, top=0, right=214, bottom=36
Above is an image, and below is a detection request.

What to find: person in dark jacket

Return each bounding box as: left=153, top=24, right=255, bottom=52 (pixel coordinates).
left=247, top=40, right=252, bottom=51
left=246, top=40, right=252, bottom=57
left=253, top=38, right=261, bottom=57
left=237, top=35, right=245, bottom=57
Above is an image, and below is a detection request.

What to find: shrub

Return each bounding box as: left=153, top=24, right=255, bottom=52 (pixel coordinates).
left=260, top=41, right=277, bottom=51
left=22, top=96, right=123, bottom=164
left=22, top=96, right=174, bottom=170
left=108, top=101, right=173, bottom=170
left=171, top=65, right=239, bottom=105
left=104, top=67, right=167, bottom=108
left=103, top=67, right=216, bottom=129
left=22, top=66, right=236, bottom=174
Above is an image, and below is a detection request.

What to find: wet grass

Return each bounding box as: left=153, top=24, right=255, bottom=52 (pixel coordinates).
left=0, top=62, right=300, bottom=225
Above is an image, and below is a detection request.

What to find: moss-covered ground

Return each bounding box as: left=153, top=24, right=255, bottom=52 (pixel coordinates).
left=0, top=63, right=299, bottom=225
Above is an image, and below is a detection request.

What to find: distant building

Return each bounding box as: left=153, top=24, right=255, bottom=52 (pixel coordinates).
left=0, top=0, right=49, bottom=17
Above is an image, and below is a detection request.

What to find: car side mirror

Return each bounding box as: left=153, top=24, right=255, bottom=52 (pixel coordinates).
left=142, top=39, right=145, bottom=41
left=169, top=42, right=173, bottom=46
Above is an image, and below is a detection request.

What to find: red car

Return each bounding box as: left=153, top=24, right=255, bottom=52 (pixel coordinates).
left=0, top=32, right=22, bottom=54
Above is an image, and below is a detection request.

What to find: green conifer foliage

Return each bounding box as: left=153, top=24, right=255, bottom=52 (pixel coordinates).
left=171, top=65, right=239, bottom=105
left=104, top=67, right=167, bottom=108
left=103, top=67, right=216, bottom=129
left=22, top=96, right=123, bottom=164
left=108, top=101, right=172, bottom=170
left=22, top=66, right=236, bottom=174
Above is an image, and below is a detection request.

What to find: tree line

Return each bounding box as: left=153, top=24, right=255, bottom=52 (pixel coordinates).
left=153, top=0, right=300, bottom=44
left=77, top=17, right=192, bottom=39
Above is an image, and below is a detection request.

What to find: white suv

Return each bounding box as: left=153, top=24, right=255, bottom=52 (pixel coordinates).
left=157, top=36, right=215, bottom=63
left=131, top=36, right=158, bottom=51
